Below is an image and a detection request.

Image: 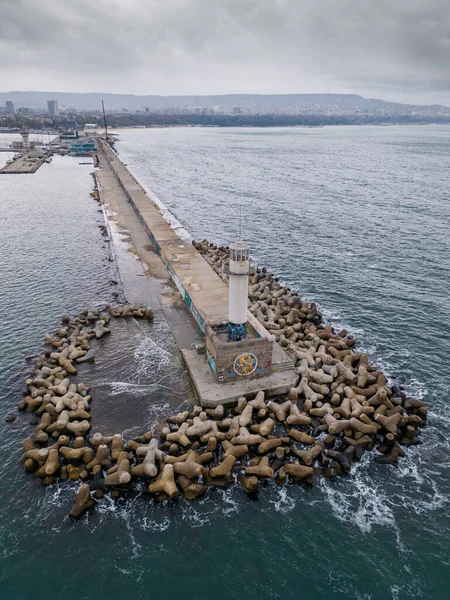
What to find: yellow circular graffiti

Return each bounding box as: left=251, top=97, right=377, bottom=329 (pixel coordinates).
left=234, top=353, right=258, bottom=376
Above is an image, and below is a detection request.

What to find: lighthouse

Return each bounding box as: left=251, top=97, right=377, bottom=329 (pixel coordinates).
left=20, top=131, right=30, bottom=149
left=227, top=241, right=254, bottom=341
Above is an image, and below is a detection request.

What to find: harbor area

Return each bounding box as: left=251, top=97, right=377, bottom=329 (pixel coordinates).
left=0, top=129, right=99, bottom=173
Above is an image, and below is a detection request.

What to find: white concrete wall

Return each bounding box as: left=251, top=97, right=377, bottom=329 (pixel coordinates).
left=229, top=259, right=248, bottom=324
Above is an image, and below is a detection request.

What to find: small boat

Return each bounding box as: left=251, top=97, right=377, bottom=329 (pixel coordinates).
left=45, top=158, right=52, bottom=163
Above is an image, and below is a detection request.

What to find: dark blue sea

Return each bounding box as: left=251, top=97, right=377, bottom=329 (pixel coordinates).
left=1, top=126, right=449, bottom=599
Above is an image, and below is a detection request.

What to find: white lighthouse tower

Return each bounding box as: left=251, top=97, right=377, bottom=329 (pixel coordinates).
left=20, top=131, right=30, bottom=149
left=226, top=241, right=254, bottom=341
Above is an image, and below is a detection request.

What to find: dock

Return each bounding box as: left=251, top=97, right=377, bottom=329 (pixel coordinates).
left=96, top=139, right=296, bottom=406
left=0, top=151, right=46, bottom=174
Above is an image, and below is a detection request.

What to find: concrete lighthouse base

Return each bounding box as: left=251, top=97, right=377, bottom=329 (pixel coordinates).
left=182, top=344, right=298, bottom=407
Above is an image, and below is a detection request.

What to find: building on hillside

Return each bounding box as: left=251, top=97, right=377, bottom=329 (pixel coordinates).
left=47, top=100, right=59, bottom=118
left=5, top=101, right=15, bottom=114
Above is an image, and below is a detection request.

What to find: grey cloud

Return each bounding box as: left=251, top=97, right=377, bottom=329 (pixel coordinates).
left=0, top=0, right=449, bottom=103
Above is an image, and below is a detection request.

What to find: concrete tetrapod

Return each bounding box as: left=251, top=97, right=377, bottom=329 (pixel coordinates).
left=222, top=441, right=248, bottom=459
left=69, top=484, right=95, bottom=519
left=66, top=420, right=90, bottom=436
left=210, top=455, right=236, bottom=478
left=292, top=442, right=323, bottom=466
left=245, top=456, right=274, bottom=478
left=17, top=293, right=429, bottom=517
left=94, top=320, right=111, bottom=339
left=248, top=391, right=266, bottom=411
left=186, top=418, right=216, bottom=438
left=349, top=418, right=377, bottom=436
left=105, top=460, right=132, bottom=486
left=111, top=434, right=124, bottom=461
left=259, top=417, right=275, bottom=437
left=167, top=411, right=189, bottom=424
left=286, top=404, right=311, bottom=426
left=86, top=444, right=112, bottom=471
left=166, top=422, right=191, bottom=447
left=238, top=405, right=253, bottom=427
left=238, top=473, right=259, bottom=494
left=289, top=429, right=315, bottom=445
left=258, top=438, right=282, bottom=453
left=43, top=448, right=60, bottom=476
left=374, top=412, right=403, bottom=435
left=148, top=464, right=178, bottom=499
left=177, top=475, right=208, bottom=500
left=268, top=400, right=291, bottom=422
left=283, top=463, right=314, bottom=482
left=173, top=461, right=204, bottom=478
left=135, top=438, right=165, bottom=477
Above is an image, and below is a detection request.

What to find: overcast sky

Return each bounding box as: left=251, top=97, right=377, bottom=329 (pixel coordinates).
left=1, top=0, right=449, bottom=104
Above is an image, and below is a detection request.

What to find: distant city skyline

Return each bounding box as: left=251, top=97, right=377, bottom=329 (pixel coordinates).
left=3, top=91, right=450, bottom=117
left=1, top=1, right=449, bottom=106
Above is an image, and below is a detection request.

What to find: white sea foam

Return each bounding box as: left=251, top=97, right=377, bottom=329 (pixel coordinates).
left=139, top=515, right=171, bottom=532
left=269, top=485, right=296, bottom=514
left=133, top=336, right=172, bottom=374
left=318, top=459, right=396, bottom=534
left=409, top=478, right=450, bottom=516
left=180, top=500, right=213, bottom=527
left=390, top=585, right=401, bottom=600
left=109, top=381, right=160, bottom=396
left=396, top=460, right=425, bottom=485
left=42, top=480, right=76, bottom=508
left=218, top=487, right=240, bottom=516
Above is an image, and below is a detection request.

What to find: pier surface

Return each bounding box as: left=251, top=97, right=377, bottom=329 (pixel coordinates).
left=99, top=140, right=230, bottom=330
left=0, top=152, right=45, bottom=174
left=94, top=149, right=203, bottom=356
left=96, top=140, right=296, bottom=405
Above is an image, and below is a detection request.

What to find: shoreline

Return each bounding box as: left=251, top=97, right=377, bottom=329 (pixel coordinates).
left=109, top=122, right=450, bottom=132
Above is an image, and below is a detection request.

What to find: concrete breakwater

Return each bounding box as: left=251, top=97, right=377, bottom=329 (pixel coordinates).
left=96, top=140, right=296, bottom=405
left=16, top=258, right=427, bottom=519
left=194, top=239, right=428, bottom=463
left=13, top=141, right=427, bottom=520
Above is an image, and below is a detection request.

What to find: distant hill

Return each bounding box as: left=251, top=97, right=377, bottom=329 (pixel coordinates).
left=0, top=91, right=448, bottom=115
left=0, top=91, right=365, bottom=110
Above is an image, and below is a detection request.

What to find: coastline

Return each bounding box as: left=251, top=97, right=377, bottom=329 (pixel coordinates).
left=108, top=121, right=450, bottom=132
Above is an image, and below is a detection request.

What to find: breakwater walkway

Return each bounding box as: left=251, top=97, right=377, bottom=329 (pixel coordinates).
left=99, top=140, right=230, bottom=329
left=95, top=140, right=296, bottom=404
left=94, top=146, right=203, bottom=355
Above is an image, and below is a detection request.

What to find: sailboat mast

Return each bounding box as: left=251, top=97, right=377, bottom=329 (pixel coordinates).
left=102, top=100, right=108, bottom=139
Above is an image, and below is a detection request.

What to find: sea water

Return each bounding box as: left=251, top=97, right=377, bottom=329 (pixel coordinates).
left=1, top=126, right=449, bottom=599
